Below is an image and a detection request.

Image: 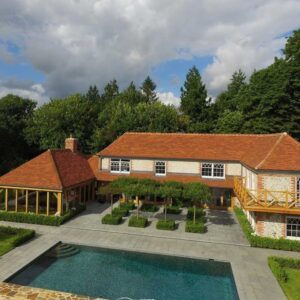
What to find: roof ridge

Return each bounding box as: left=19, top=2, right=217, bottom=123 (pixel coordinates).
left=124, top=131, right=284, bottom=137
left=255, top=133, right=286, bottom=169
left=48, top=150, right=63, bottom=189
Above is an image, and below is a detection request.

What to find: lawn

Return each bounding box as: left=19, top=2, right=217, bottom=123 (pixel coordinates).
left=268, top=256, right=300, bottom=300
left=0, top=226, right=35, bottom=256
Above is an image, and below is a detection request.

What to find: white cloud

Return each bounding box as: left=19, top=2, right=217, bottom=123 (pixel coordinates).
left=158, top=92, right=180, bottom=107
left=0, top=0, right=299, bottom=100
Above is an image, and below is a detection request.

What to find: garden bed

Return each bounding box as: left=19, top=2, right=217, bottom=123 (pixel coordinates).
left=0, top=226, right=35, bottom=256
left=128, top=216, right=148, bottom=228
left=102, top=214, right=122, bottom=225
left=156, top=219, right=176, bottom=230
left=185, top=220, right=206, bottom=233
left=268, top=256, right=300, bottom=299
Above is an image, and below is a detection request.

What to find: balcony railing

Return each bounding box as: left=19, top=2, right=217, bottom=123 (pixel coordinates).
left=233, top=177, right=300, bottom=214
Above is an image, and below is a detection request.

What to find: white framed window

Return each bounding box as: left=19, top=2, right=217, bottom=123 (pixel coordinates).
left=202, top=163, right=225, bottom=179
left=155, top=161, right=166, bottom=176
left=110, top=159, right=130, bottom=174
left=286, top=217, right=300, bottom=239
left=297, top=177, right=300, bottom=200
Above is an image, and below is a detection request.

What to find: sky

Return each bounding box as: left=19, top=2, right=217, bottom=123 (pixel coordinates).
left=0, top=1, right=299, bottom=106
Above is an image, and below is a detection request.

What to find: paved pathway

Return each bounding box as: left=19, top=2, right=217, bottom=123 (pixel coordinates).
left=0, top=202, right=300, bottom=300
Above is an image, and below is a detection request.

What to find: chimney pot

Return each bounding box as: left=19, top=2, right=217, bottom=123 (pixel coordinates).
left=65, top=136, right=78, bottom=152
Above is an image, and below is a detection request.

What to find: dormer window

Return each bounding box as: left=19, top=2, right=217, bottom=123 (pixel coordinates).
left=202, top=163, right=224, bottom=179
left=110, top=159, right=130, bottom=174
left=155, top=161, right=166, bottom=176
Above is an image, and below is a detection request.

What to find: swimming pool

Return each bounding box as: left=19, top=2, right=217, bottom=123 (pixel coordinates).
left=7, top=243, right=239, bottom=300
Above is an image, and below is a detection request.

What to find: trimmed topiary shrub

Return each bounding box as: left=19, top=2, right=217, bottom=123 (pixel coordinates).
left=165, top=206, right=182, bottom=214
left=128, top=216, right=148, bottom=228
left=156, top=219, right=176, bottom=230
left=112, top=207, right=129, bottom=217
left=120, top=201, right=136, bottom=210
left=102, top=214, right=122, bottom=225
left=185, top=220, right=206, bottom=233
left=234, top=207, right=300, bottom=252
left=141, top=203, right=159, bottom=212
left=187, top=207, right=205, bottom=220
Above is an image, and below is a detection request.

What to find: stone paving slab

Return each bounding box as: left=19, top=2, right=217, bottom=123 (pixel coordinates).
left=0, top=282, right=99, bottom=299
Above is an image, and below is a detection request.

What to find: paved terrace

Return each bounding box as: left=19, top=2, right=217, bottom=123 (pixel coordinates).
left=0, top=201, right=300, bottom=300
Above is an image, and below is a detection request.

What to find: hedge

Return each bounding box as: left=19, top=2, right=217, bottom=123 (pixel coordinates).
left=112, top=207, right=129, bottom=217
left=187, top=207, right=205, bottom=221
left=0, top=226, right=35, bottom=247
left=0, top=204, right=86, bottom=226
left=165, top=206, right=182, bottom=215
left=185, top=220, right=206, bottom=233
left=128, top=216, right=148, bottom=228
left=268, top=257, right=288, bottom=283
left=141, top=204, right=159, bottom=212
left=156, top=219, right=176, bottom=230
left=120, top=201, right=136, bottom=210
left=102, top=214, right=122, bottom=225
left=234, top=207, right=300, bottom=252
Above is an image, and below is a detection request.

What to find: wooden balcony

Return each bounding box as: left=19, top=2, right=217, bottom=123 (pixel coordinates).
left=233, top=177, right=300, bottom=215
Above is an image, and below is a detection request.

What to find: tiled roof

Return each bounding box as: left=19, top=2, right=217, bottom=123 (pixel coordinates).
left=0, top=150, right=95, bottom=190
left=96, top=171, right=234, bottom=188
left=98, top=132, right=300, bottom=171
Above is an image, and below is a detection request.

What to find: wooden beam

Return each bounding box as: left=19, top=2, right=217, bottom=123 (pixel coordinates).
left=5, top=189, right=8, bottom=211
left=57, top=192, right=62, bottom=215
left=15, top=189, right=18, bottom=212
left=25, top=190, right=28, bottom=213
left=0, top=185, right=62, bottom=193
left=46, top=192, right=50, bottom=216
left=36, top=191, right=39, bottom=214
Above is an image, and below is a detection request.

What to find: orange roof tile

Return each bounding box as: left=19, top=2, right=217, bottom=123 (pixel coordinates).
left=96, top=171, right=234, bottom=188
left=98, top=132, right=300, bottom=171
left=0, top=150, right=95, bottom=190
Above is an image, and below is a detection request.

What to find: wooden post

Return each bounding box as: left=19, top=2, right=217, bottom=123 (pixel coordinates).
left=36, top=191, right=39, bottom=214
left=88, top=183, right=91, bottom=202
left=57, top=192, right=62, bottom=215
left=15, top=189, right=18, bottom=212
left=25, top=190, right=28, bottom=213
left=46, top=192, right=50, bottom=216
left=83, top=186, right=86, bottom=203
left=79, top=186, right=82, bottom=203
left=5, top=189, right=8, bottom=211
left=220, top=195, right=224, bottom=207
left=92, top=182, right=95, bottom=201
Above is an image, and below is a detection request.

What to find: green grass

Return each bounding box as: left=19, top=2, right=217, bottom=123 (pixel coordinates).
left=268, top=256, right=300, bottom=300
left=0, top=226, right=35, bottom=256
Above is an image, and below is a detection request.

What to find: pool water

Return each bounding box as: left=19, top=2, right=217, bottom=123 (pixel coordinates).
left=8, top=243, right=239, bottom=300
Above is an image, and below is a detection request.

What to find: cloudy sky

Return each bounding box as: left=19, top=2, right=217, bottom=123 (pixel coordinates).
left=0, top=0, right=299, bottom=106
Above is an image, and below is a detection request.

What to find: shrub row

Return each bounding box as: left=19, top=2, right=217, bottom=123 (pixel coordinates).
left=128, top=216, right=148, bottom=228
left=234, top=207, right=300, bottom=252
left=185, top=220, right=206, bottom=233
left=120, top=201, right=136, bottom=210
left=0, top=204, right=86, bottom=226
left=141, top=204, right=159, bottom=212
left=187, top=207, right=205, bottom=221
left=165, top=206, right=182, bottom=214
left=156, top=219, right=175, bottom=230
left=268, top=257, right=288, bottom=283
left=0, top=226, right=35, bottom=247
left=102, top=214, right=122, bottom=225
left=112, top=207, right=129, bottom=217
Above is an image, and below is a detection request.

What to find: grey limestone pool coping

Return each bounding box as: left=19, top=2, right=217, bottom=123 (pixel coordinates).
left=0, top=205, right=300, bottom=300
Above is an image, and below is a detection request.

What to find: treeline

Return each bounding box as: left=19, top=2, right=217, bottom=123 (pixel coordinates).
left=0, top=30, right=299, bottom=175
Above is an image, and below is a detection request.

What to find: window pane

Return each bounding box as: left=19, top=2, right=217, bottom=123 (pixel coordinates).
left=110, top=159, right=120, bottom=172
left=155, top=161, right=166, bottom=175
left=287, top=218, right=300, bottom=237
left=213, top=163, right=224, bottom=178
left=297, top=177, right=300, bottom=199
left=121, top=159, right=130, bottom=173
left=202, top=163, right=212, bottom=177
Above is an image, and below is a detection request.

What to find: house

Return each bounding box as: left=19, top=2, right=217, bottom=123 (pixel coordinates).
left=0, top=132, right=299, bottom=239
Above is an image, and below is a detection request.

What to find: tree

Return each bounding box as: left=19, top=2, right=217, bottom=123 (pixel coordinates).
left=0, top=94, right=37, bottom=175
left=183, top=182, right=211, bottom=224
left=141, top=76, right=158, bottom=103
left=86, top=85, right=101, bottom=102
left=102, top=79, right=119, bottom=103
left=180, top=66, right=209, bottom=123
left=215, top=110, right=244, bottom=133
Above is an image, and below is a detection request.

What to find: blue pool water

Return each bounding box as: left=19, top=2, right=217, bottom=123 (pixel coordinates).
left=8, top=243, right=239, bottom=300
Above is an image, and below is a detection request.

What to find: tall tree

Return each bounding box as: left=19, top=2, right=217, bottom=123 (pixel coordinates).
left=141, top=76, right=158, bottom=103
left=0, top=95, right=37, bottom=174
left=86, top=85, right=100, bottom=102
left=180, top=66, right=209, bottom=122
left=102, top=79, right=119, bottom=103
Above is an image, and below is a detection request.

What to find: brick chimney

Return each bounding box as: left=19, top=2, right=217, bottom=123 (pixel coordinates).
left=65, top=135, right=78, bottom=152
